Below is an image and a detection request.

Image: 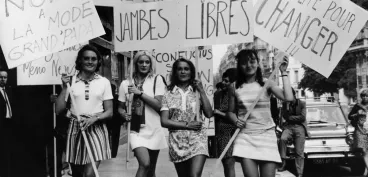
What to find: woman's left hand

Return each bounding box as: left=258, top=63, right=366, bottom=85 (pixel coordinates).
left=79, top=114, right=99, bottom=131
left=128, top=85, right=142, bottom=95
left=193, top=80, right=205, bottom=92
left=279, top=56, right=289, bottom=73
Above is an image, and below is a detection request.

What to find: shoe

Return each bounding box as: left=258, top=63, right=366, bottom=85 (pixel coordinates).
left=277, top=160, right=287, bottom=172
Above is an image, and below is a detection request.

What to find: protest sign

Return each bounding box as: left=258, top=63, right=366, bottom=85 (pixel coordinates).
left=93, top=0, right=165, bottom=6
left=17, top=43, right=86, bottom=85
left=254, top=0, right=368, bottom=77
left=113, top=0, right=253, bottom=52
left=0, top=0, right=105, bottom=69
left=153, top=46, right=215, bottom=135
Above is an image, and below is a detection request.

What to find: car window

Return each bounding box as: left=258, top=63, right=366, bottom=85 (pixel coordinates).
left=306, top=106, right=346, bottom=124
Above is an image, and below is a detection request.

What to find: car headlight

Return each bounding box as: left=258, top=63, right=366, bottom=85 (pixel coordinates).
left=346, top=134, right=354, bottom=145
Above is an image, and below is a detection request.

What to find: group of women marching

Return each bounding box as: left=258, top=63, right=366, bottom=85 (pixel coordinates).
left=55, top=44, right=293, bottom=177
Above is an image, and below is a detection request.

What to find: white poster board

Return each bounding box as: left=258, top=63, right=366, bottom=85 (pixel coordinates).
left=0, top=0, right=105, bottom=69
left=254, top=0, right=368, bottom=77
left=114, top=0, right=253, bottom=51
left=17, top=43, right=86, bottom=85
left=93, top=0, right=165, bottom=6
left=153, top=46, right=215, bottom=135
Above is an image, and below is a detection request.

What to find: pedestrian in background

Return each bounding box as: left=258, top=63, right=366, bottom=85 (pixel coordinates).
left=0, top=68, right=15, bottom=177
left=213, top=68, right=238, bottom=177
left=348, top=88, right=368, bottom=175
left=118, top=50, right=167, bottom=177
left=278, top=88, right=309, bottom=177
left=227, top=49, right=293, bottom=177
left=55, top=44, right=113, bottom=177
left=160, top=58, right=213, bottom=177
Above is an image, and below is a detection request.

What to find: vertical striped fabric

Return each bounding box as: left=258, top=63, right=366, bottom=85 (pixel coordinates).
left=65, top=115, right=111, bottom=165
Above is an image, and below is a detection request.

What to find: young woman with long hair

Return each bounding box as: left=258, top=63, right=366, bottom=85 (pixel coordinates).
left=118, top=51, right=167, bottom=177
left=160, top=58, right=213, bottom=177
left=227, top=49, right=293, bottom=177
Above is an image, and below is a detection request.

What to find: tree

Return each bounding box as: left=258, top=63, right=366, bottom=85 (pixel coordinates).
left=338, top=68, right=357, bottom=98
left=298, top=55, right=356, bottom=95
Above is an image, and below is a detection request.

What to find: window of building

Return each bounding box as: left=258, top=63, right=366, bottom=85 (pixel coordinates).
left=294, top=70, right=299, bottom=83
left=358, top=76, right=362, bottom=85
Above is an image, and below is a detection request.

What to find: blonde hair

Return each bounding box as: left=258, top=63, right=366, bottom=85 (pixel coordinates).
left=132, top=50, right=156, bottom=78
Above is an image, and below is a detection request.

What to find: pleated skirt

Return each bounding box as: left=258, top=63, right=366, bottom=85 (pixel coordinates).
left=233, top=128, right=281, bottom=163
left=65, top=118, right=111, bottom=165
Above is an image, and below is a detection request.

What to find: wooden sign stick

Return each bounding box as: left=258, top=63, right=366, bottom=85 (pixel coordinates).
left=126, top=51, right=134, bottom=169
left=66, top=84, right=100, bottom=177
left=209, top=52, right=286, bottom=177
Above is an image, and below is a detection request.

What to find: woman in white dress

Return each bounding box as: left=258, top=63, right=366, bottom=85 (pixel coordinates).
left=227, top=49, right=293, bottom=177
left=118, top=51, right=167, bottom=177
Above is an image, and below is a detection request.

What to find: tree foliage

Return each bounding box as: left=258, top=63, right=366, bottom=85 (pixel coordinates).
left=298, top=55, right=356, bottom=96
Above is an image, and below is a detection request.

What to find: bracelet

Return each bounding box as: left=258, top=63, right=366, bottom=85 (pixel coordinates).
left=281, top=75, right=288, bottom=77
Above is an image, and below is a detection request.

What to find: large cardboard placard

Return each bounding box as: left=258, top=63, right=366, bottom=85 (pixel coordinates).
left=93, top=0, right=165, bottom=6
left=114, top=0, right=253, bottom=51
left=153, top=46, right=215, bottom=135
left=17, top=43, right=86, bottom=85
left=254, top=0, right=368, bottom=77
left=0, top=0, right=105, bottom=69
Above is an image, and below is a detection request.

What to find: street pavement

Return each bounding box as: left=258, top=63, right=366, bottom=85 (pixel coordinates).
left=97, top=144, right=296, bottom=177
left=58, top=127, right=365, bottom=177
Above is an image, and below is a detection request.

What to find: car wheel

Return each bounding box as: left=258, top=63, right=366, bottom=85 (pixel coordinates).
left=350, top=157, right=366, bottom=176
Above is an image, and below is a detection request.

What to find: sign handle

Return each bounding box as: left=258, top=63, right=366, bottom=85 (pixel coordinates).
left=195, top=46, right=201, bottom=121
left=53, top=85, right=57, bottom=177
left=126, top=51, right=134, bottom=169
left=66, top=83, right=100, bottom=177
left=209, top=52, right=286, bottom=177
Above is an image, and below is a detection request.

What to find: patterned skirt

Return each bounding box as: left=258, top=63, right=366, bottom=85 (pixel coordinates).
left=216, top=120, right=237, bottom=159
left=65, top=115, right=111, bottom=165
left=168, top=128, right=209, bottom=163
left=354, top=130, right=368, bottom=152
left=233, top=128, right=281, bottom=163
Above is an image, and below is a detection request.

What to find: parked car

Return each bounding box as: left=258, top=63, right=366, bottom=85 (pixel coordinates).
left=282, top=100, right=365, bottom=175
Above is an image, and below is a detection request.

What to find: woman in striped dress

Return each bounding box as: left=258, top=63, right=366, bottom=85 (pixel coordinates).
left=56, top=44, right=113, bottom=177
left=227, top=50, right=293, bottom=177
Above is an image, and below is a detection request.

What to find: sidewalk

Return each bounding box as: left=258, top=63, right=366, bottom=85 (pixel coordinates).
left=98, top=144, right=296, bottom=177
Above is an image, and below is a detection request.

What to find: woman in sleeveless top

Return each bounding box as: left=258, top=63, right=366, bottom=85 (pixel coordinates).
left=227, top=49, right=293, bottom=177
left=118, top=51, right=167, bottom=177
left=55, top=44, right=113, bottom=177
left=214, top=68, right=237, bottom=177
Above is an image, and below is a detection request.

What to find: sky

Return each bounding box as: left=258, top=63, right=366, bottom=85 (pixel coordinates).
left=212, top=44, right=229, bottom=74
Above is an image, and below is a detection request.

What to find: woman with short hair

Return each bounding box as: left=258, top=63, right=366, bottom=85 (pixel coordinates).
left=55, top=44, right=113, bottom=177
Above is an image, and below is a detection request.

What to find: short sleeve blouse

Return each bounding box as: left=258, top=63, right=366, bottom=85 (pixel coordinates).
left=66, top=74, right=113, bottom=115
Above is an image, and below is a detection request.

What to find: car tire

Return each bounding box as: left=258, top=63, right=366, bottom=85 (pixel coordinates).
left=350, top=157, right=366, bottom=176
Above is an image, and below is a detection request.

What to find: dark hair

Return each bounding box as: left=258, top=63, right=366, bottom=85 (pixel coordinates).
left=235, top=49, right=264, bottom=88
left=75, top=44, right=102, bottom=72
left=223, top=68, right=237, bottom=83
left=216, top=82, right=223, bottom=89
left=167, top=58, right=196, bottom=91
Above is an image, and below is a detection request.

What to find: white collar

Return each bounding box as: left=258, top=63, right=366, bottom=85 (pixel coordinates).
left=172, top=85, right=193, bottom=93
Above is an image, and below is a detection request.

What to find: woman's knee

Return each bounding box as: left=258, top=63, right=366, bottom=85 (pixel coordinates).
left=138, top=159, right=151, bottom=170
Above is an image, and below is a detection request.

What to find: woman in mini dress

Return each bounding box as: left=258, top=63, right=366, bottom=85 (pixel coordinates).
left=160, top=58, right=213, bottom=177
